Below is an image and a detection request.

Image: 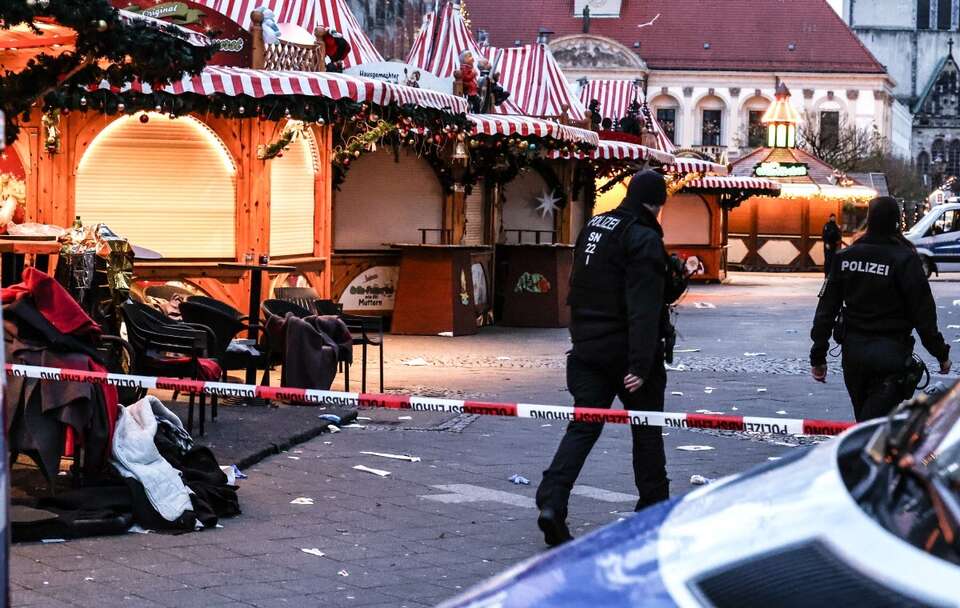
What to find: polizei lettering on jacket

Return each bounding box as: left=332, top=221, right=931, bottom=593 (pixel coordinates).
left=841, top=260, right=890, bottom=276
left=583, top=214, right=621, bottom=265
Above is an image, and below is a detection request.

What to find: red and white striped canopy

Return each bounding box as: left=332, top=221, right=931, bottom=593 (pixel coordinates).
left=470, top=114, right=599, bottom=145
left=684, top=176, right=781, bottom=193
left=111, top=65, right=468, bottom=113
left=579, top=79, right=676, bottom=153
left=117, top=9, right=213, bottom=48
left=487, top=44, right=586, bottom=121
left=194, top=0, right=383, bottom=68
left=406, top=2, right=482, bottom=79
left=548, top=140, right=674, bottom=163
left=671, top=157, right=728, bottom=176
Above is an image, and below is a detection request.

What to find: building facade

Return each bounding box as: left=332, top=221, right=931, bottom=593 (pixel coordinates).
left=344, top=0, right=431, bottom=60
left=843, top=0, right=960, bottom=182
left=462, top=0, right=903, bottom=162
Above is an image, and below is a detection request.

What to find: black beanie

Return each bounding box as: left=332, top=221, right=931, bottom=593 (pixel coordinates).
left=620, top=170, right=667, bottom=214
left=866, top=196, right=900, bottom=236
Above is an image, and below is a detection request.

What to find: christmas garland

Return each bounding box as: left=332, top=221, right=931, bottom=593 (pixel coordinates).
left=257, top=120, right=308, bottom=160
left=0, top=0, right=215, bottom=145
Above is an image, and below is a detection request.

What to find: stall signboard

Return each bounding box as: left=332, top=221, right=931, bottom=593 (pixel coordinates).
left=754, top=161, right=809, bottom=178
left=345, top=62, right=454, bottom=94
left=339, top=266, right=399, bottom=311
left=117, top=0, right=252, bottom=67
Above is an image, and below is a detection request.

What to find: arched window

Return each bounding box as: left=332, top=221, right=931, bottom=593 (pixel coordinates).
left=918, top=150, right=931, bottom=177
left=741, top=95, right=770, bottom=149
left=938, top=0, right=951, bottom=30
left=933, top=138, right=946, bottom=164
left=948, top=140, right=960, bottom=177
left=76, top=114, right=237, bottom=258
left=696, top=95, right=726, bottom=147
left=650, top=94, right=681, bottom=145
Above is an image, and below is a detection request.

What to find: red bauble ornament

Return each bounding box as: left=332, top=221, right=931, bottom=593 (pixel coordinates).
left=139, top=114, right=150, bottom=124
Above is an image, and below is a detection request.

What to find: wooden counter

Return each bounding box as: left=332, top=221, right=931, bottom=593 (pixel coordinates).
left=390, top=244, right=492, bottom=336
left=495, top=243, right=573, bottom=328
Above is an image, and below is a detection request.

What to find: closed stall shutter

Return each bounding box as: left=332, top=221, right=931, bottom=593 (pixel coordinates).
left=334, top=149, right=443, bottom=250
left=463, top=183, right=485, bottom=245
left=76, top=114, right=236, bottom=259
left=662, top=194, right=711, bottom=245
left=270, top=131, right=317, bottom=256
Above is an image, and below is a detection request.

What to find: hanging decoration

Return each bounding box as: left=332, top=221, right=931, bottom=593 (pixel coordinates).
left=41, top=109, right=61, bottom=154
left=665, top=171, right=703, bottom=196
left=534, top=189, right=562, bottom=219
left=257, top=120, right=309, bottom=160
left=333, top=120, right=398, bottom=169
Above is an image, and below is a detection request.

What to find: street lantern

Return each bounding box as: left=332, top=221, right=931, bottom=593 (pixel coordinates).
left=761, top=81, right=800, bottom=148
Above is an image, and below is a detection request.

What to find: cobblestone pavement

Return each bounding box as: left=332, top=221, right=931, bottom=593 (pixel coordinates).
left=12, top=273, right=960, bottom=607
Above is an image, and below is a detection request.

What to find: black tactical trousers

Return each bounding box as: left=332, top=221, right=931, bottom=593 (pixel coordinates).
left=536, top=353, right=669, bottom=516
left=841, top=333, right=912, bottom=422
left=823, top=247, right=836, bottom=277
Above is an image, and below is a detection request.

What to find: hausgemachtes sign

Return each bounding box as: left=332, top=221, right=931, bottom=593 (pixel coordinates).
left=754, top=161, right=809, bottom=178
left=345, top=62, right=453, bottom=94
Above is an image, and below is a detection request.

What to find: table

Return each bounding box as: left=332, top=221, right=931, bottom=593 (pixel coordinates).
left=218, top=262, right=296, bottom=383
left=0, top=239, right=61, bottom=287
left=390, top=244, right=491, bottom=336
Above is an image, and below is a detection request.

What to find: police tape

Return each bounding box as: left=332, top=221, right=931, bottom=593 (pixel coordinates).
left=3, top=363, right=855, bottom=437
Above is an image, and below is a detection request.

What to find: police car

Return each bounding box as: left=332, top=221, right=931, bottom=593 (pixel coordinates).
left=439, top=386, right=960, bottom=608
left=906, top=201, right=960, bottom=277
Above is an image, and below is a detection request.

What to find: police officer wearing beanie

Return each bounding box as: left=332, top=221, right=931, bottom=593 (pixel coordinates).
left=536, top=170, right=684, bottom=547
left=810, top=196, right=951, bottom=421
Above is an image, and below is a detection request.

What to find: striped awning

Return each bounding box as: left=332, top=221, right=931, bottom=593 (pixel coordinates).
left=109, top=65, right=468, bottom=113
left=117, top=9, right=213, bottom=48
left=485, top=44, right=586, bottom=121
left=470, top=114, right=599, bottom=145
left=579, top=79, right=677, bottom=154
left=549, top=140, right=673, bottom=163
left=406, top=3, right=482, bottom=79
left=194, top=0, right=383, bottom=68
left=684, top=176, right=781, bottom=193
left=670, top=157, right=729, bottom=176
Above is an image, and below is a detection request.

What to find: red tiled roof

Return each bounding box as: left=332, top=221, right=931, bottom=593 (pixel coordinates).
left=467, top=0, right=886, bottom=75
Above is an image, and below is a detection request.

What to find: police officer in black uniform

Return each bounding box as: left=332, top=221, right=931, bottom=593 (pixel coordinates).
left=810, top=196, right=952, bottom=421
left=536, top=170, right=683, bottom=547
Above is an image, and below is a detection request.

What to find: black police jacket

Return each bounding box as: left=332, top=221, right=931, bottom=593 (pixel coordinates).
left=568, top=205, right=666, bottom=379
left=810, top=232, right=949, bottom=366
left=822, top=221, right=842, bottom=248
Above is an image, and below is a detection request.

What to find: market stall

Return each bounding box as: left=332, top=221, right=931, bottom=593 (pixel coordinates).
left=10, top=0, right=468, bottom=312
left=726, top=84, right=876, bottom=271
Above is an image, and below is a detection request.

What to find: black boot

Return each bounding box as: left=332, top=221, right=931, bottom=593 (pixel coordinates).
left=538, top=508, right=573, bottom=547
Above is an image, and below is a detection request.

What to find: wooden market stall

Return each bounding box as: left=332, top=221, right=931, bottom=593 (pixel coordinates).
left=727, top=84, right=876, bottom=271
left=8, top=0, right=468, bottom=313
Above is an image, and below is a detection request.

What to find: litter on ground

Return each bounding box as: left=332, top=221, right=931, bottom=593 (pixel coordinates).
left=694, top=302, right=716, bottom=309
left=665, top=363, right=688, bottom=371
left=509, top=474, right=530, bottom=485
left=671, top=391, right=684, bottom=396
left=401, top=357, right=429, bottom=366
left=353, top=465, right=391, bottom=477
left=695, top=409, right=723, bottom=415
left=744, top=352, right=767, bottom=357
left=757, top=388, right=768, bottom=393
left=290, top=497, right=315, bottom=505
left=690, top=475, right=714, bottom=485
left=360, top=451, right=421, bottom=462
left=301, top=548, right=326, bottom=557
left=677, top=445, right=715, bottom=452
left=674, top=348, right=701, bottom=353
left=398, top=416, right=412, bottom=420
left=775, top=410, right=787, bottom=415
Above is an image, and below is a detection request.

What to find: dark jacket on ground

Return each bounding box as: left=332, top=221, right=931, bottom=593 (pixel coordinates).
left=568, top=204, right=666, bottom=379
left=810, top=232, right=949, bottom=366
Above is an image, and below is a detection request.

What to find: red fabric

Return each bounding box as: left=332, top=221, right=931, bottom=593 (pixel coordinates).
left=1, top=267, right=101, bottom=338
left=162, top=356, right=222, bottom=380
left=63, top=360, right=120, bottom=460
left=468, top=0, right=885, bottom=74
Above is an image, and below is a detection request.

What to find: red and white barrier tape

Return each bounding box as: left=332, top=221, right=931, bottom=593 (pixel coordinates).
left=4, top=364, right=854, bottom=437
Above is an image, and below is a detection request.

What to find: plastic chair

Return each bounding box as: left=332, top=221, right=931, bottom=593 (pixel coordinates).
left=121, top=301, right=215, bottom=436
left=144, top=284, right=195, bottom=302
left=274, top=286, right=321, bottom=315
left=180, top=300, right=268, bottom=416
left=340, top=312, right=384, bottom=393
left=261, top=299, right=351, bottom=390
